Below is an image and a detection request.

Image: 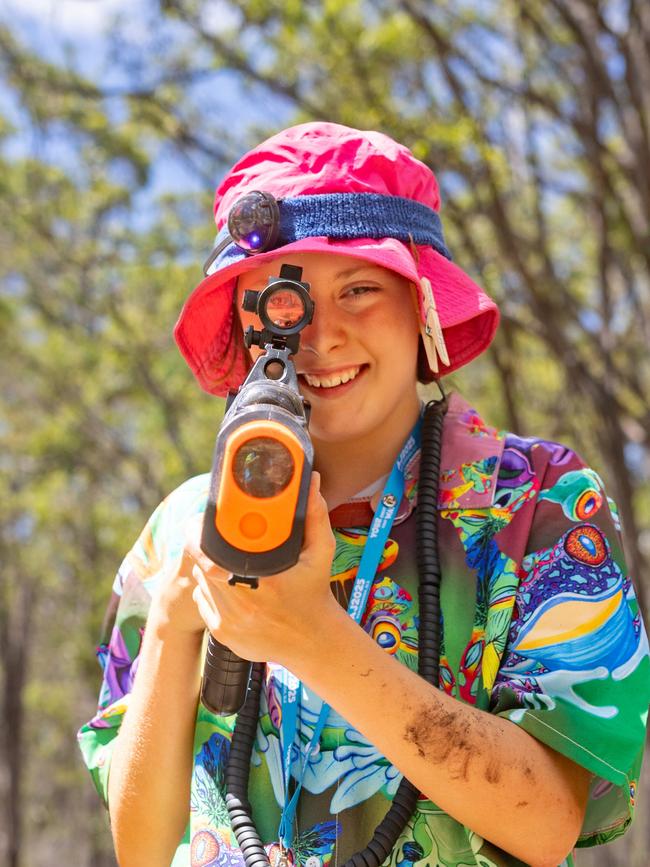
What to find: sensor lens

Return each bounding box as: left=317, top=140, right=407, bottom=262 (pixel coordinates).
left=227, top=191, right=279, bottom=253
left=232, top=437, right=294, bottom=498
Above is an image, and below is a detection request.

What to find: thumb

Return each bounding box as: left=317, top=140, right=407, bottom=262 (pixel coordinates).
left=302, top=471, right=334, bottom=552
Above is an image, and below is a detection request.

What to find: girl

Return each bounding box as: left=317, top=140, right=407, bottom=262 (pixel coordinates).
left=79, top=122, right=649, bottom=867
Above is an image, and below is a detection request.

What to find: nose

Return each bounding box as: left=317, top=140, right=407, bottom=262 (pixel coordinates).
left=298, top=297, right=346, bottom=358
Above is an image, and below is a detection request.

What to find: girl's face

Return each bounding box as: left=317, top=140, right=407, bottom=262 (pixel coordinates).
left=237, top=252, right=421, bottom=447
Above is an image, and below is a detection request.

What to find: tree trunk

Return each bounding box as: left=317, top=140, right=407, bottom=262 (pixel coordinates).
left=0, top=579, right=34, bottom=867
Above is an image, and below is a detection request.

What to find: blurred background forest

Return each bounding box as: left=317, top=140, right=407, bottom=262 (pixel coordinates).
left=0, top=0, right=648, bottom=864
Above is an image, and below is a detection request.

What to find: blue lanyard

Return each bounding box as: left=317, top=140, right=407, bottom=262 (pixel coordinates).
left=277, top=417, right=422, bottom=852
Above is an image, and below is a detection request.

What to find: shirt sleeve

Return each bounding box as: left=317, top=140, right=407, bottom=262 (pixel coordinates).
left=490, top=444, right=649, bottom=848
left=77, top=474, right=211, bottom=807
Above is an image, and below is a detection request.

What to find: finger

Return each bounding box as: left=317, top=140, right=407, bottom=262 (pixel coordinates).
left=184, top=516, right=230, bottom=578
left=184, top=517, right=213, bottom=570
left=197, top=564, right=232, bottom=590
left=192, top=566, right=214, bottom=609
left=192, top=563, right=206, bottom=588
left=192, top=583, right=221, bottom=633
left=302, top=471, right=335, bottom=552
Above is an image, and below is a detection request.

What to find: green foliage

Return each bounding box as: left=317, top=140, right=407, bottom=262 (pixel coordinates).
left=0, top=36, right=223, bottom=859
left=1, top=1, right=649, bottom=864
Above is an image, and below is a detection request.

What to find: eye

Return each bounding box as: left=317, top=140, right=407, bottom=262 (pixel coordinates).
left=575, top=489, right=602, bottom=520
left=371, top=616, right=401, bottom=653
left=343, top=284, right=380, bottom=300
left=564, top=524, right=607, bottom=566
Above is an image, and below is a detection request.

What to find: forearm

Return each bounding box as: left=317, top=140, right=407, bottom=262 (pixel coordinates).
left=108, top=604, right=204, bottom=867
left=283, top=604, right=589, bottom=867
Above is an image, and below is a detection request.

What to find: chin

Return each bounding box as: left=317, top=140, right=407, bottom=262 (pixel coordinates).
left=308, top=417, right=369, bottom=445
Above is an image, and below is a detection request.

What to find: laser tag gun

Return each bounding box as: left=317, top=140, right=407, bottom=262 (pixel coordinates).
left=200, top=264, right=314, bottom=716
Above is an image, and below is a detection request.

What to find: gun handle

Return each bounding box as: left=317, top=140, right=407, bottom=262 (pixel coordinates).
left=201, top=635, right=252, bottom=716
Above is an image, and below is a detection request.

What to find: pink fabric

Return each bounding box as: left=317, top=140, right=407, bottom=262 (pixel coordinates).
left=214, top=123, right=442, bottom=224
left=174, top=122, right=500, bottom=396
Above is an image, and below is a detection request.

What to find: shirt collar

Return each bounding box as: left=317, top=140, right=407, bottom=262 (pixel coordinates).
left=328, top=393, right=505, bottom=529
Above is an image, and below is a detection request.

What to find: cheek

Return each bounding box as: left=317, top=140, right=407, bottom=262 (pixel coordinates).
left=372, top=307, right=420, bottom=369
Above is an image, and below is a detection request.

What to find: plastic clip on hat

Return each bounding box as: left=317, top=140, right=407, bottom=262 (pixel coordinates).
left=174, top=122, right=499, bottom=397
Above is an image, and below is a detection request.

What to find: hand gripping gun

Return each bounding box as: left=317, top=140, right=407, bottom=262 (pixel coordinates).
left=200, top=264, right=314, bottom=715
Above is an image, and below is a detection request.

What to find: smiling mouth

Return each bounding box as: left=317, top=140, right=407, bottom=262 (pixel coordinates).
left=300, top=365, right=365, bottom=389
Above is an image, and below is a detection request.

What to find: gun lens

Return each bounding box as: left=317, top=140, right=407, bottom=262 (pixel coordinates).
left=227, top=191, right=280, bottom=253
left=233, top=437, right=295, bottom=498
left=265, top=288, right=306, bottom=329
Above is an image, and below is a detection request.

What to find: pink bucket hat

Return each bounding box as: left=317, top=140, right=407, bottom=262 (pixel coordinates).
left=174, top=122, right=499, bottom=396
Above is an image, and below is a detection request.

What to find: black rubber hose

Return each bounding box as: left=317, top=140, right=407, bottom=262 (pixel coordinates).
left=223, top=394, right=448, bottom=867
left=361, top=394, right=447, bottom=864
left=225, top=662, right=269, bottom=867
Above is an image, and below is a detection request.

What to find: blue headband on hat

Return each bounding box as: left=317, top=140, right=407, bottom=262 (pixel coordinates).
left=205, top=192, right=452, bottom=276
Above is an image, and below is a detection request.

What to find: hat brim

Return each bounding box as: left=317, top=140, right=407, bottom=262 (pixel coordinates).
left=174, top=236, right=499, bottom=396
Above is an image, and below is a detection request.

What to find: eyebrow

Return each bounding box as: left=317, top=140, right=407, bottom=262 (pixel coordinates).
left=334, top=263, right=378, bottom=280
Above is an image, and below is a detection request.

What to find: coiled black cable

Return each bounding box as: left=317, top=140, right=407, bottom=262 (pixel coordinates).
left=224, top=391, right=448, bottom=867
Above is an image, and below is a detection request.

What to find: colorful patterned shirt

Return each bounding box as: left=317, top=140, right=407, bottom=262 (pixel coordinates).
left=78, top=393, right=649, bottom=867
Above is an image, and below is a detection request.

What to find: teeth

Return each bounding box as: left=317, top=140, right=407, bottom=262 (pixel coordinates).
left=303, top=366, right=361, bottom=389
